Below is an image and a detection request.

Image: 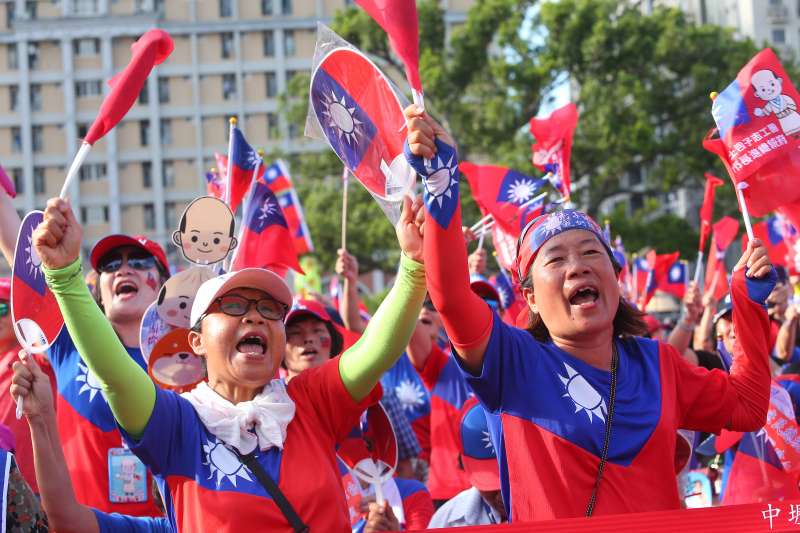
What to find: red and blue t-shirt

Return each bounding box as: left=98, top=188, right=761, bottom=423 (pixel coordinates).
left=49, top=329, right=161, bottom=517
left=415, top=345, right=472, bottom=500
left=93, top=510, right=171, bottom=532
left=122, top=356, right=380, bottom=532
left=381, top=353, right=431, bottom=460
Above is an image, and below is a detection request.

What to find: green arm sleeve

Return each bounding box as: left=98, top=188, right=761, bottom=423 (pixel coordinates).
left=44, top=259, right=155, bottom=437
left=339, top=254, right=426, bottom=401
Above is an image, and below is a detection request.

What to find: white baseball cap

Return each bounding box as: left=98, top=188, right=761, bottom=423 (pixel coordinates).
left=190, top=268, right=293, bottom=328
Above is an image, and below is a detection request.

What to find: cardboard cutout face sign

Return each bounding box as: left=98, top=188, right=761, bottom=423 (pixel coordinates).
left=172, top=197, right=238, bottom=265
left=140, top=301, right=172, bottom=363
left=156, top=267, right=215, bottom=329
left=148, top=328, right=205, bottom=393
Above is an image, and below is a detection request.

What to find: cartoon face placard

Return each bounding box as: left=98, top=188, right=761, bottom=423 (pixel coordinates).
left=172, top=196, right=238, bottom=265
left=156, top=266, right=215, bottom=329
left=140, top=302, right=173, bottom=363
left=148, top=328, right=205, bottom=393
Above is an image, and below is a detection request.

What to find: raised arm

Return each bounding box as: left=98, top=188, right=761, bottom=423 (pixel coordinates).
left=33, top=198, right=155, bottom=436
left=667, top=281, right=702, bottom=358
left=335, top=248, right=366, bottom=334
left=11, top=353, right=99, bottom=533
left=774, top=303, right=798, bottom=362
left=402, top=105, right=493, bottom=374
left=339, top=197, right=427, bottom=401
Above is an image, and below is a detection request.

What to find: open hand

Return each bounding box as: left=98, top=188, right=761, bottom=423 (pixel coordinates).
left=32, top=198, right=82, bottom=270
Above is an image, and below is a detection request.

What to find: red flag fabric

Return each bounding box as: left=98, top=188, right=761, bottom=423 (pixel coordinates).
left=86, top=30, right=173, bottom=145
left=529, top=103, right=578, bottom=201
left=659, top=261, right=688, bottom=300
left=713, top=216, right=740, bottom=251
left=704, top=48, right=800, bottom=217
left=743, top=219, right=789, bottom=267
left=492, top=225, right=517, bottom=273
left=698, top=173, right=725, bottom=252
left=640, top=252, right=680, bottom=308
left=213, top=151, right=252, bottom=215
left=231, top=182, right=303, bottom=274
left=354, top=0, right=421, bottom=95
left=460, top=162, right=548, bottom=237
left=204, top=170, right=223, bottom=199
left=704, top=236, right=730, bottom=301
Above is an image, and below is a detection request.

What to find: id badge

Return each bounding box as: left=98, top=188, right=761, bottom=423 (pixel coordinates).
left=108, top=448, right=148, bottom=503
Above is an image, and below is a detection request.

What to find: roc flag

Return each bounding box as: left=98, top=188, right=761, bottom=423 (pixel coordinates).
left=530, top=103, right=578, bottom=201
left=260, top=161, right=293, bottom=195
left=492, top=269, right=526, bottom=327
left=704, top=48, right=800, bottom=217
left=492, top=225, right=518, bottom=273
left=231, top=182, right=303, bottom=274
left=227, top=127, right=262, bottom=214
left=354, top=0, right=422, bottom=104
left=460, top=162, right=547, bottom=236
left=640, top=252, right=681, bottom=308
left=744, top=218, right=790, bottom=267
left=277, top=190, right=314, bottom=256
left=661, top=260, right=688, bottom=299
left=699, top=173, right=725, bottom=252
left=204, top=170, right=223, bottom=199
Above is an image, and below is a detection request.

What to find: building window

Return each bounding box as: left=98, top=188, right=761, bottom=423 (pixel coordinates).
left=265, top=72, right=277, bottom=97
left=142, top=161, right=152, bottom=188
left=139, top=120, right=150, bottom=146
left=267, top=113, right=279, bottom=139
left=221, top=32, right=234, bottom=59
left=23, top=1, right=36, bottom=20
left=219, top=0, right=232, bottom=17
left=11, top=168, right=23, bottom=194
left=27, top=42, right=38, bottom=69
left=162, top=160, right=175, bottom=188
left=81, top=206, right=109, bottom=224
left=143, top=204, right=156, bottom=230
left=73, top=38, right=100, bottom=56
left=9, top=86, right=17, bottom=111
left=11, top=127, right=21, bottom=152
left=32, top=126, right=43, bottom=153
left=7, top=44, right=17, bottom=70
left=138, top=85, right=149, bottom=104
left=222, top=74, right=237, bottom=100
left=29, top=84, right=41, bottom=111
left=263, top=31, right=275, bottom=57
left=165, top=201, right=177, bottom=229
left=6, top=3, right=14, bottom=27
left=261, top=0, right=273, bottom=15
left=73, top=0, right=99, bottom=15
left=160, top=119, right=172, bottom=145
left=281, top=0, right=292, bottom=15
left=75, top=80, right=103, bottom=98
left=773, top=28, right=786, bottom=43
left=77, top=123, right=89, bottom=139
left=79, top=163, right=106, bottom=182
left=158, top=77, right=169, bottom=103
left=33, top=167, right=45, bottom=194
left=284, top=30, right=295, bottom=57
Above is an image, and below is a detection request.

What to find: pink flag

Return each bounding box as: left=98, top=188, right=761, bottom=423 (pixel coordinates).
left=355, top=0, right=422, bottom=101
left=85, top=30, right=173, bottom=144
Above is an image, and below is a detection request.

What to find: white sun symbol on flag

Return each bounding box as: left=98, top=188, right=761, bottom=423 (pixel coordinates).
left=422, top=154, right=458, bottom=207
left=542, top=212, right=565, bottom=237
left=202, top=438, right=253, bottom=488
left=321, top=90, right=363, bottom=145
left=507, top=179, right=536, bottom=204
left=258, top=196, right=279, bottom=221
left=75, top=362, right=103, bottom=402
left=395, top=380, right=425, bottom=412
left=557, top=362, right=607, bottom=423
left=25, top=235, right=42, bottom=279
left=481, top=430, right=495, bottom=452
left=670, top=265, right=682, bottom=281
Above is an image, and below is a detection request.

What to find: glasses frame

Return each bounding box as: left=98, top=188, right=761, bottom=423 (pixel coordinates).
left=210, top=294, right=288, bottom=322
left=97, top=251, right=157, bottom=274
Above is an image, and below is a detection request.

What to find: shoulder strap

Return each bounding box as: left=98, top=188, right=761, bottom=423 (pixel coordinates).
left=233, top=449, right=310, bottom=533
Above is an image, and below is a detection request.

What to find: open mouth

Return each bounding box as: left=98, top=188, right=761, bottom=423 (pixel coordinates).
left=236, top=333, right=267, bottom=355
left=300, top=348, right=318, bottom=358
left=568, top=285, right=599, bottom=307
left=114, top=281, right=139, bottom=298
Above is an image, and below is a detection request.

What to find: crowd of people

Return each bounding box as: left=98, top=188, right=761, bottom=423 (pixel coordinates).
left=0, top=100, right=791, bottom=533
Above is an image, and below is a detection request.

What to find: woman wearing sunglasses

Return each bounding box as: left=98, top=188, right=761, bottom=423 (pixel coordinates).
left=402, top=105, right=776, bottom=522
left=28, top=196, right=426, bottom=532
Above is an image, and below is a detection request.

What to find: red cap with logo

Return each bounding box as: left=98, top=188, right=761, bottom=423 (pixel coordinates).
left=90, top=234, right=169, bottom=274
left=285, top=299, right=345, bottom=357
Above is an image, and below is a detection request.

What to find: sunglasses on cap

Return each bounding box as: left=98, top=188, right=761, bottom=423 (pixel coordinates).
left=97, top=251, right=157, bottom=274
left=211, top=294, right=288, bottom=321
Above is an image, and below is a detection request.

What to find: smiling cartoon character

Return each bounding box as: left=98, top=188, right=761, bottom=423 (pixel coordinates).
left=148, top=328, right=205, bottom=393
left=751, top=69, right=800, bottom=136
left=156, top=267, right=215, bottom=329
left=172, top=197, right=238, bottom=265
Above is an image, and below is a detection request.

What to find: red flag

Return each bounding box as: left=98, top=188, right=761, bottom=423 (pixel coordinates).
left=659, top=260, right=688, bottom=300
left=213, top=151, right=252, bottom=215
left=698, top=173, right=725, bottom=252
left=640, top=252, right=680, bottom=308
left=492, top=225, right=517, bottom=272
left=743, top=219, right=789, bottom=267
left=713, top=216, right=740, bottom=251
left=86, top=30, right=173, bottom=144
left=354, top=0, right=422, bottom=98
left=460, top=162, right=548, bottom=237
left=529, top=103, right=578, bottom=200
left=704, top=48, right=800, bottom=217
left=231, top=182, right=303, bottom=274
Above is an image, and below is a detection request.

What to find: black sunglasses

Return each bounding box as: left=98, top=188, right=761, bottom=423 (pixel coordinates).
left=212, top=294, right=288, bottom=321
left=97, top=252, right=157, bottom=274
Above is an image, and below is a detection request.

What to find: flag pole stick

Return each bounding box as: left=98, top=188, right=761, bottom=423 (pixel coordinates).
left=477, top=228, right=486, bottom=250
left=693, top=251, right=704, bottom=284
left=470, top=213, right=493, bottom=232
left=341, top=167, right=349, bottom=251
left=59, top=142, right=92, bottom=199
left=736, top=183, right=755, bottom=242
left=225, top=117, right=236, bottom=206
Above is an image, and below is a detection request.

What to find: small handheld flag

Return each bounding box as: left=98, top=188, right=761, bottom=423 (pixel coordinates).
left=530, top=103, right=578, bottom=202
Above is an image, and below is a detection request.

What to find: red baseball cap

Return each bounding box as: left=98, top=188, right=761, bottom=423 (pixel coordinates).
left=459, top=397, right=500, bottom=492
left=90, top=234, right=170, bottom=275
left=285, top=299, right=344, bottom=356
left=0, top=278, right=10, bottom=301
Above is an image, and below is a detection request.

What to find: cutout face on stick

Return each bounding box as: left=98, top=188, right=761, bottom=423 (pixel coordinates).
left=172, top=197, right=238, bottom=265
left=148, top=328, right=205, bottom=393
left=156, top=267, right=216, bottom=329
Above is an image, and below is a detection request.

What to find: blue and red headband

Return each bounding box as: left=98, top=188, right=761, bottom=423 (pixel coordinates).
left=515, top=209, right=618, bottom=282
